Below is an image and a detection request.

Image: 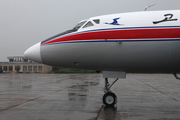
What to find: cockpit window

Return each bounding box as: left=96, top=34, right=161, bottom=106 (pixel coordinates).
left=73, top=20, right=87, bottom=31
left=93, top=19, right=100, bottom=24
left=41, top=20, right=89, bottom=44
left=83, top=21, right=94, bottom=28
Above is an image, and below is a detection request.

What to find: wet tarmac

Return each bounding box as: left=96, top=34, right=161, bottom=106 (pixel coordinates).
left=0, top=73, right=179, bottom=120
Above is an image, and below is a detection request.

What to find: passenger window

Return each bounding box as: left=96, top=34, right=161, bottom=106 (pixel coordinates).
left=83, top=21, right=94, bottom=28
left=93, top=19, right=100, bottom=24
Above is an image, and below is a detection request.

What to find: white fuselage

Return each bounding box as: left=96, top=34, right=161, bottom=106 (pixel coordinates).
left=25, top=10, right=180, bottom=73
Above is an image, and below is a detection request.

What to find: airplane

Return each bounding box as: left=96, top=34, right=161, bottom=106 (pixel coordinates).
left=24, top=10, right=180, bottom=106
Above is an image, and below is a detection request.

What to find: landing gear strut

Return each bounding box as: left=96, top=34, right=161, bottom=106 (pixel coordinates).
left=102, top=78, right=118, bottom=106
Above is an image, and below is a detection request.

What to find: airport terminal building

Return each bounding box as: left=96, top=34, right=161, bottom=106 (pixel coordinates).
left=0, top=56, right=52, bottom=73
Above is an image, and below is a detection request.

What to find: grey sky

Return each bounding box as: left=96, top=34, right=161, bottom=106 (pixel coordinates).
left=0, top=0, right=180, bottom=61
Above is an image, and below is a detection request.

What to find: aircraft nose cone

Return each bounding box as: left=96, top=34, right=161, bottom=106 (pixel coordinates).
left=24, top=42, right=42, bottom=63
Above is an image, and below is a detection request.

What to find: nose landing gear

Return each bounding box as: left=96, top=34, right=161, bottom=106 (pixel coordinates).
left=103, top=78, right=118, bottom=106
left=102, top=71, right=126, bottom=106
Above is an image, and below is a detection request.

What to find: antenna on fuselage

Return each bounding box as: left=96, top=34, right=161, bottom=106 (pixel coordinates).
left=144, top=4, right=155, bottom=11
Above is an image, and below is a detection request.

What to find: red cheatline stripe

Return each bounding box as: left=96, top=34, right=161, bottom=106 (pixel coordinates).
left=41, top=28, right=180, bottom=45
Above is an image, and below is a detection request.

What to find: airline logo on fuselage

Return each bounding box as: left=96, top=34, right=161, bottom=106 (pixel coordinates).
left=105, top=17, right=124, bottom=25
left=153, top=14, right=178, bottom=24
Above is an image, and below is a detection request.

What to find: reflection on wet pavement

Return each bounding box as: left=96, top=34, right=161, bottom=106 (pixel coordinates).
left=0, top=74, right=179, bottom=120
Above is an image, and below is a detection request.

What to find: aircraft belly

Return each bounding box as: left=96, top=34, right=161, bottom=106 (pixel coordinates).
left=41, top=41, right=180, bottom=73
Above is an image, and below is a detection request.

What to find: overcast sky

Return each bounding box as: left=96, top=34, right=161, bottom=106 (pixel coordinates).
left=0, top=0, right=180, bottom=61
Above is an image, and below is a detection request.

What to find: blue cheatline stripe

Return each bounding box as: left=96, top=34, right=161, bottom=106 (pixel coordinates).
left=41, top=38, right=180, bottom=46
left=41, top=26, right=180, bottom=44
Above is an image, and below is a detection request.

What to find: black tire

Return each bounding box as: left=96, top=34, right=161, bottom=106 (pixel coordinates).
left=103, top=92, right=117, bottom=106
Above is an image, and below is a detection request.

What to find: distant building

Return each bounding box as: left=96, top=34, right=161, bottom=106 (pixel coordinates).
left=0, top=56, right=52, bottom=73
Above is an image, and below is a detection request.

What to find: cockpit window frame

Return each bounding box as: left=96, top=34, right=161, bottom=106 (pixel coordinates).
left=73, top=20, right=87, bottom=31
left=41, top=19, right=95, bottom=44
left=82, top=21, right=94, bottom=28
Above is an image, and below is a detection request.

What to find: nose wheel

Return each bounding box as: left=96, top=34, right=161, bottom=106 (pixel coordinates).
left=103, top=92, right=117, bottom=106
left=103, top=78, right=118, bottom=106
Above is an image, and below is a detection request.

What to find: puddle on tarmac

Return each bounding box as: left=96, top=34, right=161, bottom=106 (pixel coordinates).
left=68, top=93, right=87, bottom=101
left=67, top=74, right=100, bottom=101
